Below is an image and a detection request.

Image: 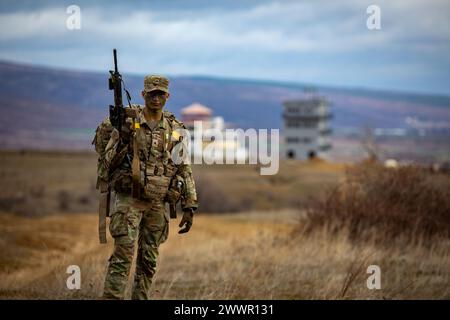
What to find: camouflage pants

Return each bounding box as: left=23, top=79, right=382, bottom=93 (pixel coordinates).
left=103, top=193, right=169, bottom=300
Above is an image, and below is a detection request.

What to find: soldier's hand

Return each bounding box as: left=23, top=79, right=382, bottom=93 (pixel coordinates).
left=178, top=208, right=194, bottom=234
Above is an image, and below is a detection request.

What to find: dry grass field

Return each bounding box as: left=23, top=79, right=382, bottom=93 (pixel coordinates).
left=0, top=151, right=449, bottom=299
left=0, top=151, right=345, bottom=215
left=1, top=211, right=448, bottom=299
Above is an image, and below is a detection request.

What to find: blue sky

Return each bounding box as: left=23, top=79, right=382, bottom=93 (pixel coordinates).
left=0, top=0, right=449, bottom=95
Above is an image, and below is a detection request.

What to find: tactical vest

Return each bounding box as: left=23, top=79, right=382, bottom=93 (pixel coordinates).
left=95, top=105, right=185, bottom=202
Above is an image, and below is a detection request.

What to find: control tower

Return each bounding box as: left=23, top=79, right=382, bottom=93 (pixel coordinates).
left=282, top=97, right=332, bottom=160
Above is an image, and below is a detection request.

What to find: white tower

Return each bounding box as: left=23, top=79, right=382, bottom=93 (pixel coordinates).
left=283, top=97, right=332, bottom=160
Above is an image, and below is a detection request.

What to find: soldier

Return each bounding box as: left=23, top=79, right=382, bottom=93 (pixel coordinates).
left=93, top=75, right=198, bottom=300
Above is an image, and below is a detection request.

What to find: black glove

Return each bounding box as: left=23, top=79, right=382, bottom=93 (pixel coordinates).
left=178, top=208, right=194, bottom=234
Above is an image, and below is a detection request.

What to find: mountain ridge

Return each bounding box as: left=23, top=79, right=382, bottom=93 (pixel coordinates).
left=0, top=60, right=449, bottom=150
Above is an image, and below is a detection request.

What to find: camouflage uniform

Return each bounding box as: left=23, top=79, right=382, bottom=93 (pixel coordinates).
left=93, top=75, right=198, bottom=300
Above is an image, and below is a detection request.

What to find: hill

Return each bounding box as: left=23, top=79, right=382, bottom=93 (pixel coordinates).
left=1, top=61, right=449, bottom=152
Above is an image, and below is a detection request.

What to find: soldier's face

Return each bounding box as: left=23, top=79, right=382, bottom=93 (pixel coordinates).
left=142, top=90, right=169, bottom=110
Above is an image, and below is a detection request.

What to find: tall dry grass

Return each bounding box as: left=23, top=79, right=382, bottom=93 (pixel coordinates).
left=302, top=163, right=450, bottom=244
left=1, top=211, right=449, bottom=299
left=1, top=153, right=448, bottom=299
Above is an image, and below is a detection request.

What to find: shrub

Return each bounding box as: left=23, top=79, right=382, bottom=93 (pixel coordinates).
left=194, top=173, right=244, bottom=213
left=302, top=163, right=450, bottom=243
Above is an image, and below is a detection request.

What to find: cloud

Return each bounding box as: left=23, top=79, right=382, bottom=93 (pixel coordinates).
left=0, top=0, right=449, bottom=94
left=1, top=1, right=448, bottom=53
left=0, top=8, right=67, bottom=40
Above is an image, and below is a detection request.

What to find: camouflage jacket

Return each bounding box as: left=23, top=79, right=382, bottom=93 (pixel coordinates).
left=93, top=105, right=198, bottom=211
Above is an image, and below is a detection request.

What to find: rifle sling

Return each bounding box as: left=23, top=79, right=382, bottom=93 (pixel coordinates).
left=132, top=123, right=141, bottom=199
left=98, top=191, right=110, bottom=244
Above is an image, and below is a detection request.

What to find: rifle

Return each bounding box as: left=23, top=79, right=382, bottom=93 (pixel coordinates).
left=108, top=48, right=140, bottom=199
left=99, top=49, right=140, bottom=244
left=108, top=49, right=128, bottom=137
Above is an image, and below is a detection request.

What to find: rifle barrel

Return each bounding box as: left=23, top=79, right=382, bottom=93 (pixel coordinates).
left=113, top=49, right=118, bottom=73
